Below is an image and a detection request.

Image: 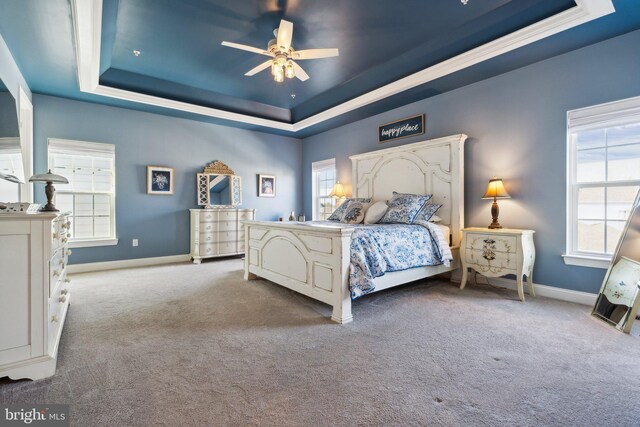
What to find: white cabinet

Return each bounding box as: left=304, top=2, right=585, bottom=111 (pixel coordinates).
left=459, top=227, right=535, bottom=302
left=0, top=212, right=71, bottom=380
left=190, top=208, right=255, bottom=263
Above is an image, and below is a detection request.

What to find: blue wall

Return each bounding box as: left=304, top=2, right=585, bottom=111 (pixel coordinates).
left=33, top=95, right=302, bottom=264
left=302, top=29, right=640, bottom=294
left=0, top=92, right=19, bottom=137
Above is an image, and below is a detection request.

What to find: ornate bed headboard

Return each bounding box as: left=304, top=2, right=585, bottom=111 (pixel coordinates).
left=349, top=134, right=467, bottom=247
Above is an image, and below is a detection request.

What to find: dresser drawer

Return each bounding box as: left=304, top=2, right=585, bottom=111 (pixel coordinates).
left=48, top=285, right=69, bottom=355
left=218, top=211, right=237, bottom=221
left=218, top=221, right=237, bottom=232
left=199, top=232, right=216, bottom=244
left=49, top=249, right=66, bottom=289
left=199, top=244, right=218, bottom=257
left=466, top=233, right=516, bottom=254
left=219, top=230, right=238, bottom=242
left=199, top=211, right=218, bottom=222
left=219, top=241, right=238, bottom=255
left=465, top=248, right=516, bottom=273
left=238, top=211, right=254, bottom=221
left=199, top=222, right=218, bottom=233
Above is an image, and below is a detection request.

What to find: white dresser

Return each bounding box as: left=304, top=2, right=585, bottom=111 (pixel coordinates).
left=0, top=212, right=71, bottom=380
left=190, top=208, right=255, bottom=263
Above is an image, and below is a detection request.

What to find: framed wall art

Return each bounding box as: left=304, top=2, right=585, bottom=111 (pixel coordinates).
left=147, top=166, right=174, bottom=195
left=258, top=174, right=276, bottom=197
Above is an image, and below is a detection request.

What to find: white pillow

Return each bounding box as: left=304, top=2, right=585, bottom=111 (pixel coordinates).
left=364, top=201, right=388, bottom=224
left=429, top=215, right=442, bottom=223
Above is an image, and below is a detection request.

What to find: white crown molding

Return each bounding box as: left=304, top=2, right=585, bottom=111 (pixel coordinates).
left=71, top=0, right=615, bottom=133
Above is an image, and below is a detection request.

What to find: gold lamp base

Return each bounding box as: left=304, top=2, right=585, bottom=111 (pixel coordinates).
left=488, top=200, right=503, bottom=229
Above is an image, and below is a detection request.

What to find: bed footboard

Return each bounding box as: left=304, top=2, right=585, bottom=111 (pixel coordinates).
left=243, top=221, right=355, bottom=323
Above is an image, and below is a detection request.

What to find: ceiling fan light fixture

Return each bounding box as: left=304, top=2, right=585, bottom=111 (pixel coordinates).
left=271, top=60, right=279, bottom=76
left=285, top=61, right=295, bottom=79
left=274, top=66, right=284, bottom=83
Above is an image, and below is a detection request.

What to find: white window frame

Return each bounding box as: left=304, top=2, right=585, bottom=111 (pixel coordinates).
left=48, top=138, right=118, bottom=248
left=312, top=158, right=337, bottom=221
left=564, top=95, right=640, bottom=269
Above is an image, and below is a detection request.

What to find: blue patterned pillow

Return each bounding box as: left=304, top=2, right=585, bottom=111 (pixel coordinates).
left=378, top=192, right=432, bottom=224
left=327, top=197, right=372, bottom=221
left=414, top=203, right=442, bottom=222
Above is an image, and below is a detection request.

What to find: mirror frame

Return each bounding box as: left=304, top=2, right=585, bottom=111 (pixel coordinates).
left=196, top=161, right=242, bottom=208
left=592, top=189, right=640, bottom=333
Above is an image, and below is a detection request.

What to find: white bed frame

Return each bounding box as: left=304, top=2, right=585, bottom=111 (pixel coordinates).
left=243, top=134, right=467, bottom=323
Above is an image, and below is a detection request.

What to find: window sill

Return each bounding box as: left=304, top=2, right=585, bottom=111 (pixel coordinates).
left=562, top=254, right=611, bottom=269
left=68, top=238, right=119, bottom=249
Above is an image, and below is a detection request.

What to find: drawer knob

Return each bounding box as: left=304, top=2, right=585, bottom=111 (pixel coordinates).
left=64, top=278, right=70, bottom=284
left=62, top=237, right=68, bottom=243
left=53, top=232, right=59, bottom=239
left=51, top=315, right=59, bottom=323
left=61, top=223, right=68, bottom=229
left=66, top=221, right=71, bottom=227
left=59, top=295, right=67, bottom=303
left=59, top=259, right=64, bottom=265
left=61, top=289, right=69, bottom=295
left=67, top=249, right=72, bottom=256
left=53, top=270, right=60, bottom=277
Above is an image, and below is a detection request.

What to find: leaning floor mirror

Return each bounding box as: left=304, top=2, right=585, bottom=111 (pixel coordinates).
left=592, top=189, right=640, bottom=333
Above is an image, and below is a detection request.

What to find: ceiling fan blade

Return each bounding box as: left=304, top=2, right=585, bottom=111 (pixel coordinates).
left=245, top=60, right=273, bottom=76
left=276, top=19, right=294, bottom=51
left=221, top=41, right=273, bottom=57
left=292, top=61, right=309, bottom=81
left=293, top=48, right=339, bottom=60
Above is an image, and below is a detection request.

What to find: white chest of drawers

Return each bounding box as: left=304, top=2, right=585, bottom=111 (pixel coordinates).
left=459, top=227, right=535, bottom=301
left=190, top=208, right=255, bottom=263
left=0, top=212, right=71, bottom=380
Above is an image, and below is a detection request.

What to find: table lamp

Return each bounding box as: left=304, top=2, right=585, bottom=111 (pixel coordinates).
left=29, top=170, right=69, bottom=212
left=482, top=177, right=510, bottom=229
left=330, top=181, right=347, bottom=205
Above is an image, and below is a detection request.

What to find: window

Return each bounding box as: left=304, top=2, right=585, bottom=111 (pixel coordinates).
left=48, top=139, right=117, bottom=248
left=565, top=96, right=640, bottom=268
left=312, top=158, right=337, bottom=220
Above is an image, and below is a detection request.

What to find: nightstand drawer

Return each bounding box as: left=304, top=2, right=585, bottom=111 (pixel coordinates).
left=465, top=248, right=516, bottom=273
left=466, top=233, right=516, bottom=254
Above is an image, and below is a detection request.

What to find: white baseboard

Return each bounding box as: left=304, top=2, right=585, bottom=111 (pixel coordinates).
left=67, top=254, right=191, bottom=274
left=456, top=275, right=598, bottom=306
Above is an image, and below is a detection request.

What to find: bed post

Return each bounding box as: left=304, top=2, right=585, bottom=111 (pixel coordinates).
left=331, top=231, right=353, bottom=324
left=243, top=223, right=257, bottom=280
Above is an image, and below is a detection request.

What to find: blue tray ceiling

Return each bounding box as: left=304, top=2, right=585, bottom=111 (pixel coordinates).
left=1, top=0, right=639, bottom=136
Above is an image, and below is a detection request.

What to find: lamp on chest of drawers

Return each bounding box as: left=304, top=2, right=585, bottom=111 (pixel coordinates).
left=29, top=170, right=69, bottom=212
left=482, top=177, right=510, bottom=229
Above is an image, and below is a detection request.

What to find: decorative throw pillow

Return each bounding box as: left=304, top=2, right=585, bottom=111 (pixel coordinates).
left=340, top=201, right=370, bottom=224
left=364, top=201, right=388, bottom=224
left=414, top=203, right=442, bottom=222
left=327, top=197, right=372, bottom=221
left=378, top=192, right=432, bottom=224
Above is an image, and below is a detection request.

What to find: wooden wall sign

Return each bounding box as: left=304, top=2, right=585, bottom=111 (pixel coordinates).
left=378, top=114, right=425, bottom=143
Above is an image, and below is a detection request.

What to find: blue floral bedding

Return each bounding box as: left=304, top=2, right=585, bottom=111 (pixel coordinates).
left=310, top=220, right=453, bottom=299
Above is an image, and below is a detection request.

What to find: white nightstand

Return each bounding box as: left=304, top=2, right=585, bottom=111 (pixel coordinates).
left=460, top=227, right=536, bottom=301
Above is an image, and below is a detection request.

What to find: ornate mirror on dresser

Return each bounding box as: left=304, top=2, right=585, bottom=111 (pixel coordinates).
left=592, top=189, right=640, bottom=333
left=197, top=160, right=242, bottom=207
left=190, top=161, right=255, bottom=264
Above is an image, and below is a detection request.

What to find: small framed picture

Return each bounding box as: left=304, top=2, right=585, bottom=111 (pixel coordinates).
left=147, top=166, right=174, bottom=195
left=258, top=174, right=276, bottom=197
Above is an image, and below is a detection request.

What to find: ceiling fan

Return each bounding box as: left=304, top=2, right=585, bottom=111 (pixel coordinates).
left=221, top=19, right=339, bottom=83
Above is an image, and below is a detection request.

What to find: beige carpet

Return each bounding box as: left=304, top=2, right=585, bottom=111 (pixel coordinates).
left=1, top=258, right=639, bottom=426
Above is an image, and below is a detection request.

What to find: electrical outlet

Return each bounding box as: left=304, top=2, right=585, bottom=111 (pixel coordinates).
left=132, top=239, right=138, bottom=247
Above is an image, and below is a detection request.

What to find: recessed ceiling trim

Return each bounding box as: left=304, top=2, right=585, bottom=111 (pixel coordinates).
left=72, top=0, right=615, bottom=134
